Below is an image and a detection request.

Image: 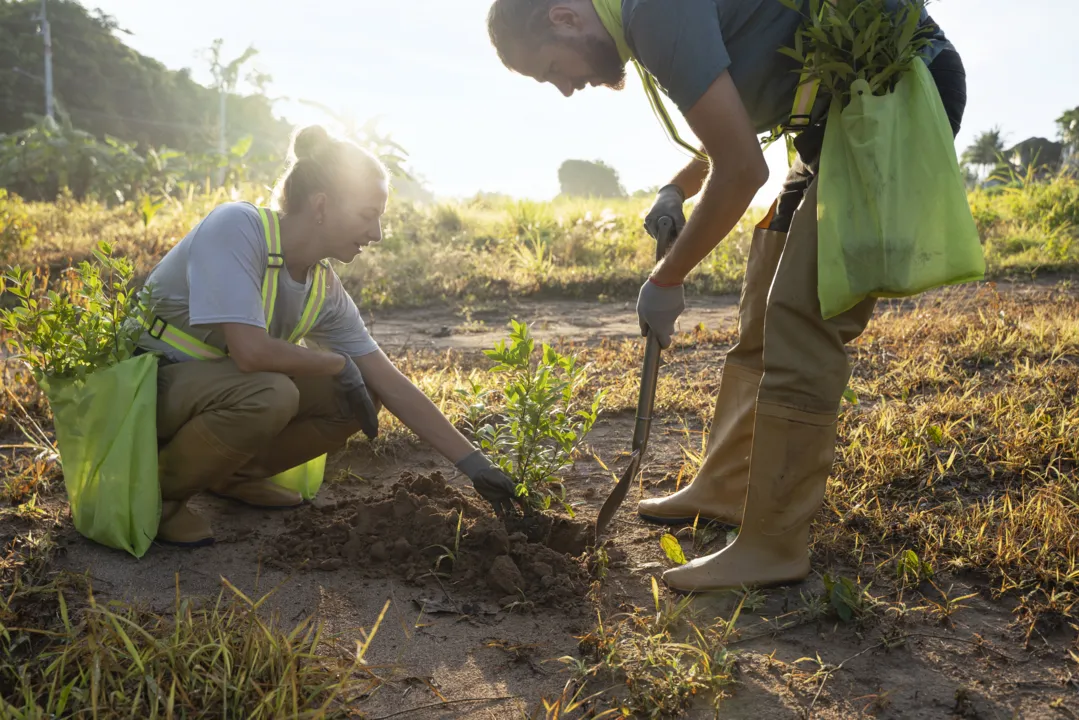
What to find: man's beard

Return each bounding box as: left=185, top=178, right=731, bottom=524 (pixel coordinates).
left=578, top=33, right=626, bottom=90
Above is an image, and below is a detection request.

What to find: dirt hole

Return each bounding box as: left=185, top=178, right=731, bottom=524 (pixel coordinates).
left=267, top=472, right=591, bottom=610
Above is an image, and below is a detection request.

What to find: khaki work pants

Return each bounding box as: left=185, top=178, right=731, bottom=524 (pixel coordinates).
left=154, top=358, right=363, bottom=501
left=725, top=177, right=876, bottom=416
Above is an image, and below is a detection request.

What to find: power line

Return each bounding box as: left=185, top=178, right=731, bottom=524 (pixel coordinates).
left=2, top=98, right=215, bottom=133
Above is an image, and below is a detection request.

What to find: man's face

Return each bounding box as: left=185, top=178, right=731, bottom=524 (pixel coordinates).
left=510, top=17, right=626, bottom=97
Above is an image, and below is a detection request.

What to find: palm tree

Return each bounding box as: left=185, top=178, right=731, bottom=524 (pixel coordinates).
left=1057, top=107, right=1079, bottom=173
left=962, top=127, right=1007, bottom=185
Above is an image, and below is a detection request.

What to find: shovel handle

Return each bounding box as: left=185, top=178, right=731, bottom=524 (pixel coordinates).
left=632, top=216, right=677, bottom=454
left=593, top=217, right=680, bottom=543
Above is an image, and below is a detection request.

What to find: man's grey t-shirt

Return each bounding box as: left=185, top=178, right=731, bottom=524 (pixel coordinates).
left=137, top=201, right=378, bottom=363
left=623, top=0, right=953, bottom=133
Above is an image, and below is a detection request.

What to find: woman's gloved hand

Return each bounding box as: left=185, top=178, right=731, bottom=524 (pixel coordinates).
left=455, top=449, right=521, bottom=515
left=332, top=352, right=379, bottom=439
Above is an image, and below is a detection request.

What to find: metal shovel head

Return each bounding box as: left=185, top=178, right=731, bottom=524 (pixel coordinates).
left=593, top=447, right=642, bottom=544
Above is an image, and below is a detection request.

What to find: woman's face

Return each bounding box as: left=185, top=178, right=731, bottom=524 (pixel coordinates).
left=320, top=176, right=389, bottom=263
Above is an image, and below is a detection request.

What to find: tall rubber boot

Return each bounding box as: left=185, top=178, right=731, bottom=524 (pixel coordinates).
left=661, top=401, right=836, bottom=592
left=157, top=500, right=215, bottom=547
left=637, top=363, right=761, bottom=526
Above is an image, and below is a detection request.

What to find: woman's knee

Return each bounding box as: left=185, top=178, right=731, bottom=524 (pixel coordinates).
left=240, top=372, right=301, bottom=432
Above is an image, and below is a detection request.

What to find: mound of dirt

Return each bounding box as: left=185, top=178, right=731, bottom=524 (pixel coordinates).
left=266, top=472, right=591, bottom=611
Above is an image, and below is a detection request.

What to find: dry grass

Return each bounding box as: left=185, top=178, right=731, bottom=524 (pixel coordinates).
left=1, top=576, right=389, bottom=719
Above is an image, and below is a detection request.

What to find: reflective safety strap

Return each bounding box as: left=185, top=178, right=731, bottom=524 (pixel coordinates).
left=136, top=309, right=225, bottom=360
left=785, top=0, right=837, bottom=131
left=259, top=207, right=283, bottom=330
left=635, top=62, right=709, bottom=164
left=288, top=261, right=330, bottom=344
left=137, top=205, right=330, bottom=361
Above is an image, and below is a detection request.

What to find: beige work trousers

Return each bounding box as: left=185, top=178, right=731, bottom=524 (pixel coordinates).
left=154, top=358, right=363, bottom=501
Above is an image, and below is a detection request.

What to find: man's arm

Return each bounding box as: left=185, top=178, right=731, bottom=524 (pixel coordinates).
left=668, top=154, right=710, bottom=200
left=651, top=71, right=768, bottom=284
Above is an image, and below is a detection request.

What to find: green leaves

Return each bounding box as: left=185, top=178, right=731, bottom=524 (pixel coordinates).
left=776, top=0, right=935, bottom=114
left=0, top=241, right=148, bottom=382
left=822, top=573, right=872, bottom=623
left=659, top=534, right=687, bottom=565
left=458, top=320, right=606, bottom=515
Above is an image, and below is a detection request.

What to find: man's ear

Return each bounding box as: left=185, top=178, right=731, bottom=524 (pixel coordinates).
left=549, top=5, right=582, bottom=32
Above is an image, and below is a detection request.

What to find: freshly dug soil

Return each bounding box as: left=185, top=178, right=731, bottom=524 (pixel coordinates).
left=267, top=472, right=591, bottom=611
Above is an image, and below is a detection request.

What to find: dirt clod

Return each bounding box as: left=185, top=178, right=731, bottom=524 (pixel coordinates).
left=488, top=555, right=525, bottom=595
left=269, top=472, right=589, bottom=610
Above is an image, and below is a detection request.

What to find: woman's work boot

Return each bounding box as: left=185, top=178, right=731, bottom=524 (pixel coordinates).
left=637, top=363, right=762, bottom=526
left=208, top=479, right=304, bottom=509
left=661, top=402, right=836, bottom=592
left=156, top=500, right=215, bottom=548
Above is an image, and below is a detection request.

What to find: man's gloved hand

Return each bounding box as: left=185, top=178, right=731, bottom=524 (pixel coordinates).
left=332, top=352, right=379, bottom=439
left=644, top=184, right=686, bottom=241
left=636, top=277, right=685, bottom=349
left=456, top=449, right=520, bottom=516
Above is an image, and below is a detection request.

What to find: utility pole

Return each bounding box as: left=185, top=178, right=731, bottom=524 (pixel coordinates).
left=39, top=0, right=54, bottom=120
left=217, top=87, right=226, bottom=186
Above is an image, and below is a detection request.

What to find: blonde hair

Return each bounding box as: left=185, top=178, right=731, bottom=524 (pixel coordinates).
left=272, top=125, right=388, bottom=215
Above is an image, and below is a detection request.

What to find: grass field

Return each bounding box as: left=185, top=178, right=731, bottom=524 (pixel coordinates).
left=1, top=177, right=1078, bottom=717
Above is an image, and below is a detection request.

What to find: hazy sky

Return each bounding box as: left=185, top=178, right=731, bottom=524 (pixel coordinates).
left=85, top=0, right=1076, bottom=207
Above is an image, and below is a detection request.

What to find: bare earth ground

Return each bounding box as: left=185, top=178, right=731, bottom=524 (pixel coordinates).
left=44, top=282, right=1079, bottom=719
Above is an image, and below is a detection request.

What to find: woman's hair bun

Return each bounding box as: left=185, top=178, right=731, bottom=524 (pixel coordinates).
left=291, top=125, right=333, bottom=161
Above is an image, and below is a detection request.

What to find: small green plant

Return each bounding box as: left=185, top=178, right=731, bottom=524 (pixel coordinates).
left=426, top=509, right=464, bottom=577
left=822, top=573, right=875, bottom=622
left=572, top=586, right=739, bottom=717
left=896, top=549, right=935, bottom=587
left=137, top=193, right=166, bottom=232
left=459, top=320, right=605, bottom=514
left=0, top=241, right=149, bottom=382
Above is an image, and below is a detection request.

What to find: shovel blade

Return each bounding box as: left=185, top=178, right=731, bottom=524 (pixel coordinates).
left=593, top=449, right=642, bottom=543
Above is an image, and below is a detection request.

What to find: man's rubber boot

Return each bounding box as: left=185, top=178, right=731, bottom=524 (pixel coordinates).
left=208, top=479, right=304, bottom=509
left=157, top=500, right=215, bottom=548
left=637, top=363, right=761, bottom=526
left=661, top=402, right=836, bottom=592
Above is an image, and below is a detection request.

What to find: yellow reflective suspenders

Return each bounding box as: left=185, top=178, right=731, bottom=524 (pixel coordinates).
left=139, top=206, right=330, bottom=360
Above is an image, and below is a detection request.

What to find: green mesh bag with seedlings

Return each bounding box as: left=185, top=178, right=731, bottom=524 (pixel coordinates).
left=777, top=0, right=984, bottom=318
left=1, top=242, right=160, bottom=557
left=776, top=0, right=937, bottom=108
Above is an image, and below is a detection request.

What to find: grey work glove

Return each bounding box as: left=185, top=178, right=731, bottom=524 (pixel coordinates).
left=456, top=449, right=520, bottom=516
left=636, top=278, right=685, bottom=349
left=332, top=352, right=379, bottom=439
left=644, top=184, right=686, bottom=241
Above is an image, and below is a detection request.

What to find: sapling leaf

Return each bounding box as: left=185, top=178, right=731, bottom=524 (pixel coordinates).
left=660, top=534, right=687, bottom=565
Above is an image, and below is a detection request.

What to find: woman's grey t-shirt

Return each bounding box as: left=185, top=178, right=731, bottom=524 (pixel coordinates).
left=136, top=201, right=378, bottom=363
left=623, top=0, right=953, bottom=133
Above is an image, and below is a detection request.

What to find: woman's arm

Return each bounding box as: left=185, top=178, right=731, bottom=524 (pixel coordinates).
left=353, top=348, right=474, bottom=463
left=222, top=322, right=346, bottom=376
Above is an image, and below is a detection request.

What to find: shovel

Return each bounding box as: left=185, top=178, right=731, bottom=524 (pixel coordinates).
left=594, top=215, right=677, bottom=543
